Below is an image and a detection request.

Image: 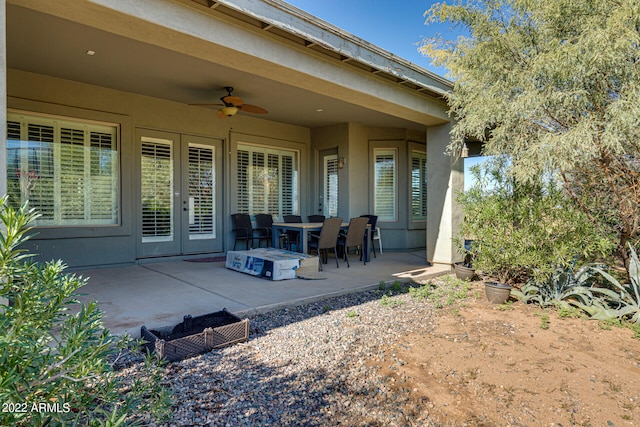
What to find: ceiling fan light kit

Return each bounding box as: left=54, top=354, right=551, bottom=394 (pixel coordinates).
left=190, top=86, right=268, bottom=119
left=220, top=106, right=239, bottom=117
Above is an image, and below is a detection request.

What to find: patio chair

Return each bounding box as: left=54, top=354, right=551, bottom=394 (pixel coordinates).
left=337, top=217, right=369, bottom=267
left=307, top=217, right=342, bottom=270
left=254, top=213, right=274, bottom=248
left=307, top=214, right=326, bottom=247
left=282, top=214, right=302, bottom=251
left=307, top=215, right=325, bottom=223
left=231, top=213, right=258, bottom=250
left=360, top=214, right=381, bottom=257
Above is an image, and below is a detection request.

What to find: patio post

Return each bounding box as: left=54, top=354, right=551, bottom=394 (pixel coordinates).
left=426, top=121, right=464, bottom=266
left=0, top=0, right=6, bottom=196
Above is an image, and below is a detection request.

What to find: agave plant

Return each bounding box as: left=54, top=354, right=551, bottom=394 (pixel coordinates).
left=588, top=244, right=640, bottom=324
left=512, top=263, right=595, bottom=311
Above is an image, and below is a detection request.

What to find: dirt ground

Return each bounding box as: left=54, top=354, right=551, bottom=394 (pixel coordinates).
left=374, top=281, right=640, bottom=427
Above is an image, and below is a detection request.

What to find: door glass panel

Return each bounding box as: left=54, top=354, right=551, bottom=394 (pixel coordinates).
left=188, top=144, right=215, bottom=240
left=141, top=137, right=173, bottom=242
left=374, top=149, right=397, bottom=221
left=324, top=154, right=338, bottom=217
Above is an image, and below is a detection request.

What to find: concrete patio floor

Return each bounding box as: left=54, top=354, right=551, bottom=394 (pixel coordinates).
left=76, top=251, right=451, bottom=336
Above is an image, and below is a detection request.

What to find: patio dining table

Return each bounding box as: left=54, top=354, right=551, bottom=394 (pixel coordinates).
left=272, top=222, right=370, bottom=263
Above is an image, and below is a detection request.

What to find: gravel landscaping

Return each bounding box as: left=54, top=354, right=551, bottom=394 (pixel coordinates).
left=117, top=276, right=640, bottom=426
left=120, top=282, right=440, bottom=426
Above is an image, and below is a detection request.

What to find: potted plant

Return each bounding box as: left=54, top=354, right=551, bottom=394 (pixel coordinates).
left=484, top=281, right=513, bottom=304
left=454, top=238, right=476, bottom=281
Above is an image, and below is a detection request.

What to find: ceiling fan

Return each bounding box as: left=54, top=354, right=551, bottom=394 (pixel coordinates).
left=190, top=86, right=268, bottom=119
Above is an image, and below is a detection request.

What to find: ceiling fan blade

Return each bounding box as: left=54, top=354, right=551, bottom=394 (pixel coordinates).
left=239, top=104, right=268, bottom=114
left=221, top=95, right=244, bottom=106
left=216, top=109, right=229, bottom=119
left=188, top=103, right=224, bottom=107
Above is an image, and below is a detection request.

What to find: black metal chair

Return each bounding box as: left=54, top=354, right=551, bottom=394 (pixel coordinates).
left=231, top=213, right=258, bottom=250
left=282, top=215, right=302, bottom=251
left=360, top=214, right=380, bottom=258
left=338, top=217, right=369, bottom=267
left=308, top=217, right=342, bottom=270
left=307, top=215, right=325, bottom=223
left=254, top=214, right=274, bottom=248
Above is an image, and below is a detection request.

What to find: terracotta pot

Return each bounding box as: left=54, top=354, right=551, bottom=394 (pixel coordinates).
left=484, top=281, right=513, bottom=304
left=454, top=262, right=476, bottom=281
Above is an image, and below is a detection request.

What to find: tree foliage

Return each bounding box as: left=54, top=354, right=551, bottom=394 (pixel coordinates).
left=457, top=157, right=613, bottom=284
left=0, top=197, right=171, bottom=427
left=422, top=0, right=640, bottom=270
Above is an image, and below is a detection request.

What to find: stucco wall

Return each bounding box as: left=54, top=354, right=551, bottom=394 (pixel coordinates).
left=7, top=69, right=311, bottom=267
left=311, top=123, right=429, bottom=252
left=6, top=69, right=454, bottom=266
left=0, top=0, right=6, bottom=197
left=426, top=121, right=463, bottom=265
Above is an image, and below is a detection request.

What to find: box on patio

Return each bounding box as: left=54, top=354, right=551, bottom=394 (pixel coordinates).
left=225, top=248, right=319, bottom=280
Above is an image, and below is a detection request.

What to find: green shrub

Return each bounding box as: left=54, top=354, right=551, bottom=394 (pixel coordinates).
left=587, top=243, right=640, bottom=324
left=409, top=275, right=471, bottom=307
left=512, top=263, right=595, bottom=311
left=0, top=197, right=170, bottom=427
left=457, top=157, right=614, bottom=284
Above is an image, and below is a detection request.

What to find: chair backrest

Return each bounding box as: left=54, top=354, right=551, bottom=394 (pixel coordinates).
left=360, top=214, right=378, bottom=230
left=344, top=217, right=370, bottom=247
left=317, top=217, right=342, bottom=249
left=283, top=215, right=302, bottom=223
left=231, top=214, right=252, bottom=237
left=255, top=213, right=273, bottom=228
left=308, top=215, right=326, bottom=223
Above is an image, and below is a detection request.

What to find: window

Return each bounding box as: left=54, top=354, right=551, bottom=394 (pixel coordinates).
left=141, top=137, right=173, bottom=242
left=188, top=144, right=215, bottom=239
left=374, top=148, right=397, bottom=221
left=411, top=151, right=427, bottom=221
left=6, top=112, right=119, bottom=226
left=324, top=154, right=339, bottom=217
left=237, top=144, right=298, bottom=217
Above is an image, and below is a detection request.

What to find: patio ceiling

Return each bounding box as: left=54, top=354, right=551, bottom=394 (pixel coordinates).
left=7, top=1, right=451, bottom=131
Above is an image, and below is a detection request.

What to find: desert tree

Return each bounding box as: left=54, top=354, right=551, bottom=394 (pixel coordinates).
left=422, top=0, right=640, bottom=271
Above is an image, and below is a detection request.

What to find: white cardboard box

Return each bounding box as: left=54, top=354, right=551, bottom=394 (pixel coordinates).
left=225, top=248, right=319, bottom=280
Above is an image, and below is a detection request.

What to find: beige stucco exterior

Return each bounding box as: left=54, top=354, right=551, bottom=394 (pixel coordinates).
left=2, top=0, right=463, bottom=268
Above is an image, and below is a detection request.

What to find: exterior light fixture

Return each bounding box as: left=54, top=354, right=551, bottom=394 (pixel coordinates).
left=461, top=143, right=469, bottom=158
left=338, top=156, right=346, bottom=169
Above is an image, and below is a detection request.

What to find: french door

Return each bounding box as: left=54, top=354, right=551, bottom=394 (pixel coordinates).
left=137, top=129, right=223, bottom=258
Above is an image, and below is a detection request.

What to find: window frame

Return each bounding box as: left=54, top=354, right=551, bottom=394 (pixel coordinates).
left=6, top=110, right=121, bottom=228
left=410, top=149, right=427, bottom=223
left=373, top=147, right=398, bottom=222
left=235, top=142, right=300, bottom=218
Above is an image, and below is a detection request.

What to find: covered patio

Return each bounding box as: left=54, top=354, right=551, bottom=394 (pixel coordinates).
left=77, top=251, right=450, bottom=336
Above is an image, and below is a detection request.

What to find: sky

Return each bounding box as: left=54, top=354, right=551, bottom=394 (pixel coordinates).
left=284, top=1, right=489, bottom=187
left=283, top=0, right=455, bottom=77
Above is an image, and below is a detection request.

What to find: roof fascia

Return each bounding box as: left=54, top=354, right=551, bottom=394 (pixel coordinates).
left=209, top=0, right=452, bottom=96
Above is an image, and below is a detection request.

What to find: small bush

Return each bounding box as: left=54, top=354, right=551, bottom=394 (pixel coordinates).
left=409, top=275, right=471, bottom=308
left=457, top=157, right=614, bottom=284
left=512, top=263, right=595, bottom=311
left=379, top=293, right=403, bottom=308
left=0, top=197, right=170, bottom=426
left=588, top=243, right=640, bottom=324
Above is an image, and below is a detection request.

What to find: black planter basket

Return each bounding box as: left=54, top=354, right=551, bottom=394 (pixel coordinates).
left=141, top=309, right=249, bottom=362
